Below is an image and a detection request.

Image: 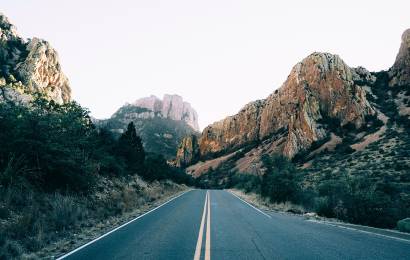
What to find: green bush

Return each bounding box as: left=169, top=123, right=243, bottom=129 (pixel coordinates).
left=397, top=218, right=410, bottom=233
left=260, top=154, right=300, bottom=203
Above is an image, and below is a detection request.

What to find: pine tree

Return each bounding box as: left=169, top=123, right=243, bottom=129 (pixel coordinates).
left=117, top=122, right=145, bottom=173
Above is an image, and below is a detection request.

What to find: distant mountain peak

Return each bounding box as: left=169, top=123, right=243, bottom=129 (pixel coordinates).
left=132, top=94, right=199, bottom=131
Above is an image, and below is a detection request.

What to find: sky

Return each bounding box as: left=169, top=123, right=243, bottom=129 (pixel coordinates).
left=2, top=0, right=410, bottom=130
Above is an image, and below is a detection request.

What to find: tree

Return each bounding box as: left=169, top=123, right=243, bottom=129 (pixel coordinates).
left=117, top=122, right=145, bottom=173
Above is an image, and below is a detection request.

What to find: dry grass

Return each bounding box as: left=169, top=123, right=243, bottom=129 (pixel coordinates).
left=229, top=189, right=306, bottom=214
left=0, top=176, right=188, bottom=259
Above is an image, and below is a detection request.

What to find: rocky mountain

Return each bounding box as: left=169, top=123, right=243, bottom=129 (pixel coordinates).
left=0, top=13, right=71, bottom=104
left=132, top=94, right=200, bottom=131
left=177, top=29, right=410, bottom=178
left=97, top=95, right=200, bottom=159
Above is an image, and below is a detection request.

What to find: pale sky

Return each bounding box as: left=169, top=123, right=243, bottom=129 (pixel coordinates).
left=2, top=0, right=409, bottom=130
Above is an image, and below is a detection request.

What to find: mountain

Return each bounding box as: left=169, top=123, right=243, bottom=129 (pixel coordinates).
left=0, top=13, right=71, bottom=104
left=177, top=29, right=410, bottom=178
left=97, top=95, right=200, bottom=159
left=133, top=94, right=199, bottom=131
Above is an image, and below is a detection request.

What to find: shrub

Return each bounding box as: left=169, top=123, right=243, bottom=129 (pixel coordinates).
left=261, top=155, right=300, bottom=203
left=230, top=174, right=261, bottom=193
left=0, top=240, right=23, bottom=259
left=49, top=194, right=84, bottom=231
left=397, top=218, right=410, bottom=233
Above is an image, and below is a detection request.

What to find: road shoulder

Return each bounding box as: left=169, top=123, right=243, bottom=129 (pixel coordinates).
left=228, top=189, right=410, bottom=243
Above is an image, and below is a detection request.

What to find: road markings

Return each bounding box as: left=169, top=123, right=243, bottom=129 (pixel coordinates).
left=228, top=190, right=271, bottom=219
left=205, top=191, right=211, bottom=260
left=194, top=191, right=208, bottom=260
left=308, top=220, right=410, bottom=244
left=56, top=189, right=192, bottom=260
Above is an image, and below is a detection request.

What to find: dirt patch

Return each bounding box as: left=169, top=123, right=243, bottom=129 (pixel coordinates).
left=307, top=133, right=342, bottom=157
left=186, top=152, right=237, bottom=177
left=351, top=112, right=388, bottom=151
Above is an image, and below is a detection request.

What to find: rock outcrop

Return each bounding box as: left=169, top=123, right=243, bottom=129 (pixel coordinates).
left=0, top=13, right=71, bottom=104
left=390, top=29, right=410, bottom=87
left=182, top=52, right=375, bottom=165
left=133, top=94, right=199, bottom=131
left=175, top=135, right=200, bottom=167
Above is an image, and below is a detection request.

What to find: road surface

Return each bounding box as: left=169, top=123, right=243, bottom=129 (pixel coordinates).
left=58, top=189, right=410, bottom=260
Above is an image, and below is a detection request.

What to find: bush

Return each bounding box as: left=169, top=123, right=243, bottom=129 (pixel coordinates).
left=230, top=174, right=261, bottom=193
left=0, top=240, right=23, bottom=259
left=49, top=194, right=84, bottom=231
left=260, top=155, right=300, bottom=203
left=397, top=218, right=410, bottom=233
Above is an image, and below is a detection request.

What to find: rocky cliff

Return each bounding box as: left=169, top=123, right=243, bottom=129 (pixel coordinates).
left=0, top=13, right=71, bottom=104
left=390, top=29, right=410, bottom=87
left=177, top=29, right=410, bottom=175
left=133, top=94, right=199, bottom=131
left=177, top=52, right=375, bottom=166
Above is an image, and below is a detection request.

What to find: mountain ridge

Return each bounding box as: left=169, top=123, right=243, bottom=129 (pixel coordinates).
left=176, top=29, right=410, bottom=176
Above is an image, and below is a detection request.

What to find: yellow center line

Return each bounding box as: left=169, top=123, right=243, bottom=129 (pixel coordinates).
left=205, top=191, right=211, bottom=260
left=194, top=191, right=208, bottom=260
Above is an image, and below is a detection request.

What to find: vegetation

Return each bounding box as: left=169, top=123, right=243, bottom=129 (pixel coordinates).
left=397, top=218, right=410, bottom=233
left=223, top=151, right=410, bottom=230
left=0, top=97, right=192, bottom=258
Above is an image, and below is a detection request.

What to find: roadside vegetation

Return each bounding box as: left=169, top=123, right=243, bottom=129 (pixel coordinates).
left=200, top=152, right=410, bottom=232
left=0, top=97, right=193, bottom=259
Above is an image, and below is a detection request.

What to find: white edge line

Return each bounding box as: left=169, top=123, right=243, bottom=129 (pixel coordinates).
left=227, top=190, right=271, bottom=219
left=56, top=189, right=192, bottom=259
left=307, top=219, right=410, bottom=244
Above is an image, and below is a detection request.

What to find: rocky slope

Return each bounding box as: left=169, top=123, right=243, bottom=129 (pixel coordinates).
left=0, top=13, right=70, bottom=104
left=97, top=95, right=200, bottom=159
left=177, top=29, right=410, bottom=177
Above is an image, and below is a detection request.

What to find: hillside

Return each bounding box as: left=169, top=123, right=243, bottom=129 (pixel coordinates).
left=98, top=95, right=200, bottom=159
left=176, top=29, right=410, bottom=229
left=177, top=29, right=410, bottom=176
left=0, top=13, right=192, bottom=259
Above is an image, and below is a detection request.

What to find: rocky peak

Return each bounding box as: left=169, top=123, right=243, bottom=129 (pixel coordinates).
left=177, top=51, right=375, bottom=166
left=0, top=13, right=71, bottom=104
left=16, top=38, right=71, bottom=103
left=0, top=13, right=19, bottom=41
left=133, top=94, right=199, bottom=131
left=390, top=29, right=410, bottom=86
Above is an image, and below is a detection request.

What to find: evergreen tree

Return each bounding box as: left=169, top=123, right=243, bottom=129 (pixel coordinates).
left=117, top=122, right=145, bottom=173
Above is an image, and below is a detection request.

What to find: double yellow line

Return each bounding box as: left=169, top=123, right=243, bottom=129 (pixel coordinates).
left=194, top=190, right=211, bottom=260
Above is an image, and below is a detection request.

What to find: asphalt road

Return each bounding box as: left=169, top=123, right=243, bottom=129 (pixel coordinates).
left=59, top=189, right=410, bottom=260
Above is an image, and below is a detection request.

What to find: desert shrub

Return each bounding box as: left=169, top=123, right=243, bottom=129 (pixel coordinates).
left=0, top=240, right=23, bottom=260
left=397, top=218, right=410, bottom=233
left=260, top=155, right=300, bottom=203
left=230, top=174, right=261, bottom=193
left=143, top=153, right=193, bottom=185
left=49, top=194, right=84, bottom=231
